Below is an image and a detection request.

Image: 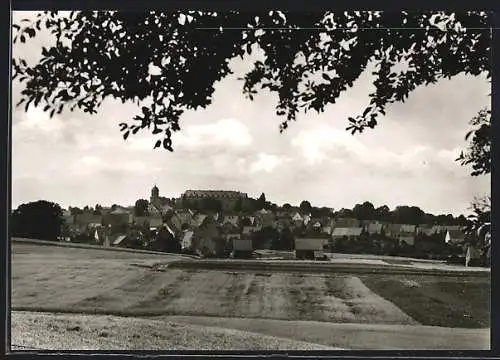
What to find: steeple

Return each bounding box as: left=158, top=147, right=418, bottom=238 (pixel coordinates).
left=151, top=184, right=160, bottom=204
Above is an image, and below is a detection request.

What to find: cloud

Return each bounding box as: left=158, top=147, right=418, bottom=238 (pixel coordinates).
left=69, top=155, right=160, bottom=178
left=19, top=107, right=65, bottom=134
left=174, top=118, right=253, bottom=149
left=291, top=125, right=365, bottom=165
left=248, top=153, right=291, bottom=173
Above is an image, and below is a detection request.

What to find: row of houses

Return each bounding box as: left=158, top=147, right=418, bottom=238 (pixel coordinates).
left=60, top=203, right=466, bottom=257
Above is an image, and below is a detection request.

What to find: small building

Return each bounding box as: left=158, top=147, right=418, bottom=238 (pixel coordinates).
left=233, top=238, right=253, bottom=259
left=294, top=237, right=326, bottom=260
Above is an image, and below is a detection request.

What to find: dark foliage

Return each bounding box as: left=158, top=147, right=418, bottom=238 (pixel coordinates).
left=456, top=108, right=491, bottom=176
left=12, top=11, right=491, bottom=151
left=11, top=200, right=65, bottom=241
left=134, top=198, right=149, bottom=216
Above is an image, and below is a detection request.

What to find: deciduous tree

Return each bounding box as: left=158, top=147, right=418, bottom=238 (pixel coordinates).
left=134, top=199, right=149, bottom=216
left=12, top=11, right=491, bottom=150
left=11, top=200, right=65, bottom=241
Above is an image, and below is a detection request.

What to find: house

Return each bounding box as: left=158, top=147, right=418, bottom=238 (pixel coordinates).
left=62, top=209, right=75, bottom=225
left=321, top=226, right=333, bottom=235
left=445, top=230, right=466, bottom=245
left=222, top=215, right=239, bottom=227
left=365, top=222, right=384, bottom=235
left=102, top=210, right=132, bottom=228
left=399, top=235, right=415, bottom=246
left=134, top=216, right=149, bottom=227
left=417, top=224, right=435, bottom=236
left=334, top=217, right=361, bottom=228
left=255, top=209, right=275, bottom=227
left=431, top=225, right=461, bottom=234
left=242, top=225, right=262, bottom=238
left=400, top=224, right=416, bottom=233
left=193, top=214, right=208, bottom=228
left=275, top=211, right=289, bottom=218
left=148, top=203, right=162, bottom=216
left=149, top=217, right=163, bottom=231
left=311, top=220, right=322, bottom=230
left=275, top=217, right=292, bottom=232
left=385, top=224, right=401, bottom=238
left=331, top=227, right=363, bottom=241
left=112, top=234, right=128, bottom=246
left=233, top=239, right=253, bottom=259
left=329, top=227, right=363, bottom=250
left=241, top=226, right=254, bottom=238
left=226, top=233, right=241, bottom=241
left=292, top=212, right=303, bottom=227
left=181, top=230, right=194, bottom=250
left=193, top=215, right=221, bottom=257
left=168, top=214, right=183, bottom=233
left=150, top=225, right=178, bottom=252
left=220, top=221, right=240, bottom=240
left=444, top=225, right=462, bottom=232
left=295, top=238, right=326, bottom=260
left=386, top=224, right=416, bottom=246
left=111, top=229, right=143, bottom=248
left=176, top=210, right=194, bottom=227
left=75, top=213, right=103, bottom=227
left=303, top=214, right=312, bottom=226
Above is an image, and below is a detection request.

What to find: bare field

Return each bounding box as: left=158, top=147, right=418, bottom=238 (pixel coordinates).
left=11, top=243, right=182, bottom=308
left=11, top=243, right=490, bottom=329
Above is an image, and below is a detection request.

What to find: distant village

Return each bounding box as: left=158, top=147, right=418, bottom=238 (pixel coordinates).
left=54, top=185, right=471, bottom=260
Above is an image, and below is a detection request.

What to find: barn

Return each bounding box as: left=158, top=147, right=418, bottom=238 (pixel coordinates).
left=294, top=238, right=326, bottom=260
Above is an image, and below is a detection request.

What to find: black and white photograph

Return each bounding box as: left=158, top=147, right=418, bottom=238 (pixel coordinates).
left=9, top=9, right=491, bottom=351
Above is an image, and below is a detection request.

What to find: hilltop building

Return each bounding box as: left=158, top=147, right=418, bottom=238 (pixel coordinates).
left=180, top=189, right=248, bottom=211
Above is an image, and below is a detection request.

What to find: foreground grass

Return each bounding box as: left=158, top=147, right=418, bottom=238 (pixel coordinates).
left=361, top=275, right=490, bottom=328
left=11, top=311, right=335, bottom=351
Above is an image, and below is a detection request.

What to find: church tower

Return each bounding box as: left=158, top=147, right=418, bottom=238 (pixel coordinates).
left=150, top=184, right=159, bottom=206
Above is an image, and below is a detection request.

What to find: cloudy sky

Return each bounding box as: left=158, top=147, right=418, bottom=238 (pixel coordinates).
left=11, top=12, right=490, bottom=216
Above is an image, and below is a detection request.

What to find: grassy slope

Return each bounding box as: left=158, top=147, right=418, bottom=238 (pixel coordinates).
left=361, top=275, right=490, bottom=328
left=159, top=315, right=490, bottom=350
